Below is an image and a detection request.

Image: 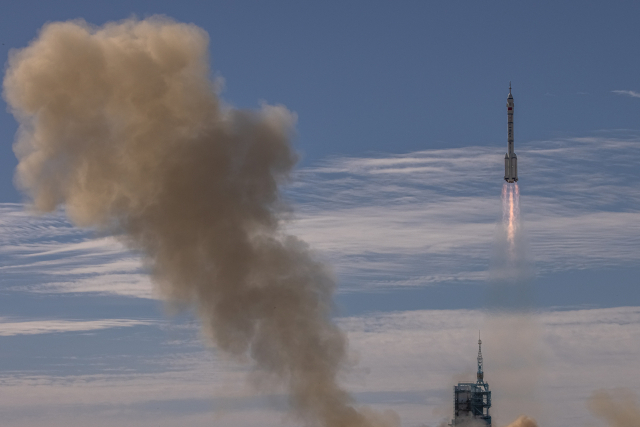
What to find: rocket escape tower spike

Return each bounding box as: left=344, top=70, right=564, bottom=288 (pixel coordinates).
left=477, top=332, right=484, bottom=383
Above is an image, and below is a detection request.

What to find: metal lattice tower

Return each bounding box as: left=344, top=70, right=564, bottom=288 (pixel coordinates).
left=450, top=333, right=492, bottom=426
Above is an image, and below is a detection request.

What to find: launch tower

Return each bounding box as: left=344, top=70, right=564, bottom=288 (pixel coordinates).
left=450, top=335, right=492, bottom=426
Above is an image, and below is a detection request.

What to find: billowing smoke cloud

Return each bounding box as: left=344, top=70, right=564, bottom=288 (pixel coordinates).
left=3, top=17, right=398, bottom=427
left=589, top=389, right=640, bottom=427
left=431, top=415, right=538, bottom=427
left=502, top=415, right=538, bottom=427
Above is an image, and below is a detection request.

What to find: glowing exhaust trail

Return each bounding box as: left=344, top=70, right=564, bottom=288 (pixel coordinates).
left=502, top=183, right=520, bottom=249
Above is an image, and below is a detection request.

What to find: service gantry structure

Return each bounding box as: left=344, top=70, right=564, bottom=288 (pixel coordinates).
left=450, top=334, right=492, bottom=426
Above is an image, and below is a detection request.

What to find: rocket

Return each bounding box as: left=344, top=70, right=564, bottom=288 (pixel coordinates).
left=504, top=83, right=518, bottom=183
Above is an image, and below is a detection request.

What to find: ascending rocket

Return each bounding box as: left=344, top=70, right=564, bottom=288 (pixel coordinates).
left=504, top=83, right=518, bottom=183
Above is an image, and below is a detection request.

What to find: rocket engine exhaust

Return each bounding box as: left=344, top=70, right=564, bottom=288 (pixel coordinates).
left=3, top=17, right=399, bottom=427
left=502, top=183, right=520, bottom=252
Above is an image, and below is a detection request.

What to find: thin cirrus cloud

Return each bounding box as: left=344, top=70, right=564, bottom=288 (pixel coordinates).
left=2, top=133, right=640, bottom=296
left=0, top=204, right=154, bottom=299
left=0, top=318, right=156, bottom=336
left=286, top=133, right=640, bottom=290
left=612, top=90, right=640, bottom=98
left=0, top=306, right=637, bottom=427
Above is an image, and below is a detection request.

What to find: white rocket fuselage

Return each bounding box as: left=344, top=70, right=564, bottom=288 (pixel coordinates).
left=504, top=86, right=518, bottom=183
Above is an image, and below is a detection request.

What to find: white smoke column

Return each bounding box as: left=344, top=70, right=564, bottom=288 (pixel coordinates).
left=485, top=183, right=542, bottom=426
left=3, top=17, right=399, bottom=427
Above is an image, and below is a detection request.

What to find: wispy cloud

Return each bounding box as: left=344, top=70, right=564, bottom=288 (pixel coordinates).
left=0, top=307, right=637, bottom=427
left=0, top=318, right=156, bottom=336
left=287, top=133, right=640, bottom=290
left=3, top=133, right=640, bottom=295
left=612, top=90, right=640, bottom=98
left=1, top=135, right=639, bottom=426
left=0, top=204, right=154, bottom=298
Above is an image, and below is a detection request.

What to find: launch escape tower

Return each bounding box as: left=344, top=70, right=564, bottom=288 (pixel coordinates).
left=450, top=335, right=492, bottom=426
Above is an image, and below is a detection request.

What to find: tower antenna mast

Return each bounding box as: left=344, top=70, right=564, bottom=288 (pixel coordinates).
left=477, top=331, right=484, bottom=383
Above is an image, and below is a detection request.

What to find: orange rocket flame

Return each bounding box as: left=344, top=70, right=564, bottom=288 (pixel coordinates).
left=503, top=183, right=520, bottom=249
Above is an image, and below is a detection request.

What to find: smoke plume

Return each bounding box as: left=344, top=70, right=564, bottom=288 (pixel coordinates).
left=502, top=416, right=538, bottom=427
left=3, top=17, right=398, bottom=427
left=489, top=183, right=533, bottom=303
left=589, top=389, right=640, bottom=427
left=484, top=183, right=541, bottom=425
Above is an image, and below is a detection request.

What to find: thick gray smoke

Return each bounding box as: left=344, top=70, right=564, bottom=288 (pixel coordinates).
left=3, top=17, right=398, bottom=427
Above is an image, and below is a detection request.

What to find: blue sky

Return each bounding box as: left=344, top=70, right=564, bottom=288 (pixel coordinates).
left=1, top=2, right=640, bottom=427
left=2, top=1, right=640, bottom=200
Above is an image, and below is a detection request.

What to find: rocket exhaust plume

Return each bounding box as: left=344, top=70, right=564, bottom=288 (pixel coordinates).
left=501, top=183, right=519, bottom=251
left=487, top=182, right=541, bottom=425
left=3, top=17, right=398, bottom=427
left=492, top=182, right=530, bottom=293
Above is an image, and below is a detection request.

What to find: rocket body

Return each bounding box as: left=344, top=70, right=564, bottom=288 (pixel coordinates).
left=504, top=85, right=518, bottom=183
